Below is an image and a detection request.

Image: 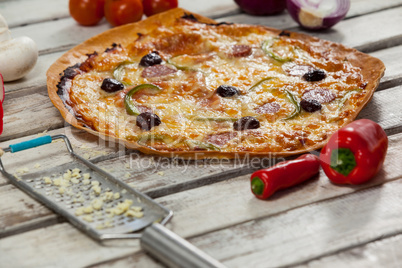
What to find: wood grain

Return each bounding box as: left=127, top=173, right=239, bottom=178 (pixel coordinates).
left=2, top=0, right=402, bottom=267
left=12, top=18, right=111, bottom=55
left=0, top=0, right=69, bottom=28
left=1, top=93, right=65, bottom=141
left=1, top=0, right=238, bottom=29
left=372, top=45, right=402, bottom=90
left=296, top=234, right=402, bottom=268
left=0, top=127, right=122, bottom=185
left=193, top=179, right=402, bottom=268
left=222, top=6, right=402, bottom=53
left=0, top=133, right=401, bottom=267
left=1, top=84, right=402, bottom=237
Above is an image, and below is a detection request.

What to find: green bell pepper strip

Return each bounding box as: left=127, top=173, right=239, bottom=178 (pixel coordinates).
left=137, top=133, right=173, bottom=146
left=124, top=84, right=161, bottom=115
left=284, top=90, right=301, bottom=120
left=262, top=37, right=293, bottom=63
left=113, top=61, right=135, bottom=86
left=167, top=56, right=200, bottom=72
left=185, top=140, right=221, bottom=151
left=248, top=77, right=276, bottom=92
left=326, top=90, right=361, bottom=122
left=338, top=90, right=361, bottom=109
left=193, top=117, right=238, bottom=122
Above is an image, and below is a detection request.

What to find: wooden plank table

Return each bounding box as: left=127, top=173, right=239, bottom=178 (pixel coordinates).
left=1, top=1, right=402, bottom=267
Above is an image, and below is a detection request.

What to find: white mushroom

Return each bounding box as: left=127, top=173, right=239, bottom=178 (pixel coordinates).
left=0, top=13, right=38, bottom=82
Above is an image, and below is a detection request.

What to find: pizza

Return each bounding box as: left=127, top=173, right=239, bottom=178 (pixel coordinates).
left=46, top=8, right=385, bottom=158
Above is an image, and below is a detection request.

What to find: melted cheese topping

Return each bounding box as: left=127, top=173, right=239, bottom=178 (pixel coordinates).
left=64, top=20, right=366, bottom=154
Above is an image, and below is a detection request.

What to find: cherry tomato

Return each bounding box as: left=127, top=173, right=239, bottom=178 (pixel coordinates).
left=143, top=0, right=178, bottom=17
left=69, top=0, right=105, bottom=26
left=104, top=0, right=144, bottom=27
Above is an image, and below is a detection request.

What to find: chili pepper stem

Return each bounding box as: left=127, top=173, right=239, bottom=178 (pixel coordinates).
left=251, top=177, right=265, bottom=196
left=330, top=148, right=357, bottom=176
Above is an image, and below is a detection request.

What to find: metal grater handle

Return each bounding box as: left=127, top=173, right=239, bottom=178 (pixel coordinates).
left=1, top=135, right=74, bottom=175
left=141, top=223, right=227, bottom=268
left=2, top=134, right=74, bottom=154
left=8, top=135, right=53, bottom=152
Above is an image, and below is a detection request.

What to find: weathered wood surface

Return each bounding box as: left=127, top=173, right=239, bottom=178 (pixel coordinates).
left=297, top=234, right=402, bottom=268
left=1, top=133, right=402, bottom=267
left=221, top=6, right=402, bottom=53
left=4, top=0, right=401, bottom=29
left=3, top=2, right=402, bottom=96
left=372, top=45, right=402, bottom=90
left=5, top=1, right=402, bottom=56
left=1, top=82, right=402, bottom=239
left=1, top=0, right=238, bottom=29
left=2, top=0, right=402, bottom=267
left=0, top=0, right=69, bottom=28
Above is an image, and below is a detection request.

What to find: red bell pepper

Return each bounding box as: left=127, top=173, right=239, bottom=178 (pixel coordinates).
left=320, top=119, right=388, bottom=185
left=250, top=154, right=320, bottom=199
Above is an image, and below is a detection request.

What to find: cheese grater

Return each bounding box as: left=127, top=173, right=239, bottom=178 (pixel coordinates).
left=0, top=134, right=225, bottom=268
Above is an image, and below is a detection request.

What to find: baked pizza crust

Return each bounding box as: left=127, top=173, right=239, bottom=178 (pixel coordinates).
left=46, top=8, right=385, bottom=159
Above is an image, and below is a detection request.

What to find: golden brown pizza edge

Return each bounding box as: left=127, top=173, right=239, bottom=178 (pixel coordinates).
left=46, top=8, right=385, bottom=159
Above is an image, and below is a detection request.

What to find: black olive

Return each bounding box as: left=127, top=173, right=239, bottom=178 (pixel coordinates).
left=279, top=30, right=291, bottom=37
left=233, top=116, right=260, bottom=131
left=300, top=99, right=322, bottom=112
left=136, top=112, right=161, bottom=131
left=139, top=52, right=163, bottom=67
left=303, top=69, right=326, bottom=82
left=216, top=85, right=240, bottom=97
left=101, top=78, right=124, bottom=93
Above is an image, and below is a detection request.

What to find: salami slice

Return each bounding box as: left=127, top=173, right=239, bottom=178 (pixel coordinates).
left=206, top=132, right=238, bottom=146
left=141, top=65, right=177, bottom=78
left=302, top=88, right=336, bottom=103
left=255, top=102, right=281, bottom=114
left=231, top=45, right=252, bottom=57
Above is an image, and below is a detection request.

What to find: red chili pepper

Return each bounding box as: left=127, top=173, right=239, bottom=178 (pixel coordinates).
left=320, top=119, right=388, bottom=185
left=250, top=154, right=320, bottom=199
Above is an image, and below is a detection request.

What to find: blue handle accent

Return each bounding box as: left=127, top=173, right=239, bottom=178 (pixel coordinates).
left=9, top=135, right=53, bottom=153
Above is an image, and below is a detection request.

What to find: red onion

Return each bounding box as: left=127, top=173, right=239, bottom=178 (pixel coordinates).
left=234, top=0, right=287, bottom=16
left=286, top=0, right=350, bottom=30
